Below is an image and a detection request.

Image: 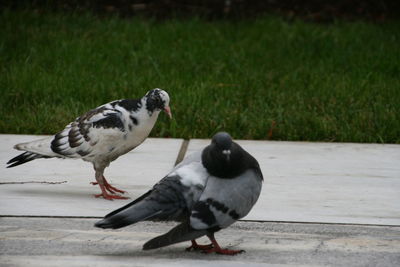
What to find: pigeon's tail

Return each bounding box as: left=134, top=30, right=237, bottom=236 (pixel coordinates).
left=7, top=137, right=57, bottom=168
left=7, top=152, right=50, bottom=168
left=13, top=137, right=58, bottom=156
left=143, top=221, right=208, bottom=250
left=94, top=191, right=159, bottom=230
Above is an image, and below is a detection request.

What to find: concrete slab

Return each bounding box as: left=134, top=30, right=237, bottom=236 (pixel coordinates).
left=1, top=217, right=399, bottom=266
left=187, top=139, right=400, bottom=225
left=0, top=134, right=184, bottom=217
left=2, top=134, right=400, bottom=226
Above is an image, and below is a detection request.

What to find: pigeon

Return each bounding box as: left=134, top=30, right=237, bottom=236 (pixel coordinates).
left=6, top=88, right=172, bottom=200
left=95, top=132, right=263, bottom=255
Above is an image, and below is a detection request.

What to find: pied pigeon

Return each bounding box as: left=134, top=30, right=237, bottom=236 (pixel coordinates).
left=95, top=132, right=263, bottom=255
left=7, top=88, right=172, bottom=200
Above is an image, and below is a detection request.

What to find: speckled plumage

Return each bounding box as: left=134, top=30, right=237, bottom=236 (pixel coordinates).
left=7, top=88, right=172, bottom=200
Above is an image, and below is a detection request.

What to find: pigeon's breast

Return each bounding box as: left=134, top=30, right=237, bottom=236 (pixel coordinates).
left=190, top=169, right=263, bottom=230
left=114, top=114, right=159, bottom=159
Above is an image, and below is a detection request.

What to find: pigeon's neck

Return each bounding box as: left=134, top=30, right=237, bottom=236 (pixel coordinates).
left=126, top=98, right=160, bottom=135
left=138, top=97, right=160, bottom=118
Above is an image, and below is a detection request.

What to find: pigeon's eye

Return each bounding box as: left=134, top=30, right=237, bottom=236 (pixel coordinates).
left=155, top=97, right=163, bottom=107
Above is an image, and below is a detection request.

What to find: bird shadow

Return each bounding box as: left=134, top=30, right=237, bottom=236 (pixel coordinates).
left=9, top=187, right=97, bottom=199
left=95, top=244, right=255, bottom=261
left=99, top=249, right=227, bottom=260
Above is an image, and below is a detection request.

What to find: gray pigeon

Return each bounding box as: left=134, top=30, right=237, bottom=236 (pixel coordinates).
left=7, top=88, right=172, bottom=200
left=95, top=132, right=263, bottom=255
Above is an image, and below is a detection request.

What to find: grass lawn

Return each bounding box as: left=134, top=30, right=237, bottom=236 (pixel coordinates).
left=1, top=9, right=399, bottom=143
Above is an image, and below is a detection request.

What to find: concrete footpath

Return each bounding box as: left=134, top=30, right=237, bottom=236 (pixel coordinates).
left=1, top=134, right=400, bottom=266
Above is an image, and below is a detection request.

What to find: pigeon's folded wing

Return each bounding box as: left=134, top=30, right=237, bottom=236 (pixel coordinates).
left=50, top=106, right=127, bottom=158
left=95, top=152, right=209, bottom=229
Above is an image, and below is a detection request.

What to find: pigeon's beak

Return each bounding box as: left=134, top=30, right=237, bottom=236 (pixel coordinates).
left=164, top=106, right=172, bottom=119
left=222, top=149, right=231, bottom=161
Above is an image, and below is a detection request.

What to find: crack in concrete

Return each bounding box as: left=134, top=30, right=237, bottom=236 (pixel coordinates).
left=174, top=139, right=189, bottom=166
left=0, top=181, right=68, bottom=185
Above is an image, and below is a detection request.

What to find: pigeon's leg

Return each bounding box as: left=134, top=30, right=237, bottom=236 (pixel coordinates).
left=202, top=233, right=244, bottom=255
left=93, top=169, right=129, bottom=200
left=185, top=240, right=214, bottom=251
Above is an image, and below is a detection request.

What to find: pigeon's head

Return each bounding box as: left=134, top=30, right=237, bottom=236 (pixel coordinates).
left=202, top=132, right=244, bottom=178
left=211, top=132, right=233, bottom=162
left=145, top=88, right=172, bottom=118
left=203, top=132, right=263, bottom=179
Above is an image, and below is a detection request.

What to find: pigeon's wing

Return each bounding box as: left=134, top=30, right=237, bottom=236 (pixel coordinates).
left=190, top=168, right=263, bottom=230
left=95, top=151, right=209, bottom=229
left=50, top=104, right=128, bottom=158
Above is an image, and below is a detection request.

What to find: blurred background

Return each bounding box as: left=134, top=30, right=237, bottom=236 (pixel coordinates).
left=1, top=0, right=399, bottom=143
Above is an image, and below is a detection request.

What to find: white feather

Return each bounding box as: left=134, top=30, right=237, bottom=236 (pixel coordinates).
left=170, top=161, right=209, bottom=188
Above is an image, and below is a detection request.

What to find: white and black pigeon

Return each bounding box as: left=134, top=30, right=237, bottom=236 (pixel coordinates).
left=6, top=88, right=172, bottom=200
left=95, top=132, right=263, bottom=255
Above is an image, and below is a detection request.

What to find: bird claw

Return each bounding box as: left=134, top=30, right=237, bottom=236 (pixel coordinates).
left=91, top=181, right=127, bottom=194
left=105, top=184, right=126, bottom=194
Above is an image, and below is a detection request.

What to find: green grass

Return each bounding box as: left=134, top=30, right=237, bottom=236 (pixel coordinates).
left=1, top=10, right=399, bottom=143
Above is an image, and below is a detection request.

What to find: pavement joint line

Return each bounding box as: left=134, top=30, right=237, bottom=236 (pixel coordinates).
left=174, top=139, right=189, bottom=166
left=239, top=219, right=400, bottom=228
left=1, top=215, right=399, bottom=228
